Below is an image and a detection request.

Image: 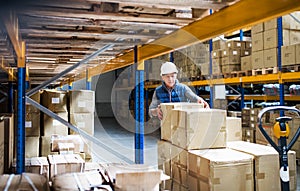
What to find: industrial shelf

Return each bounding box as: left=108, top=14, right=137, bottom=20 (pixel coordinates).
left=226, top=95, right=300, bottom=101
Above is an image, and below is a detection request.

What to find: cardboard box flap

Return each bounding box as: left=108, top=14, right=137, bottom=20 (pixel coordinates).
left=30, top=157, right=49, bottom=167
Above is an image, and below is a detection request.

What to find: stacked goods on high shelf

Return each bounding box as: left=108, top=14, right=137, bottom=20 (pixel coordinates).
left=241, top=108, right=256, bottom=143
left=251, top=12, right=300, bottom=74
left=40, top=90, right=68, bottom=157
left=0, top=115, right=14, bottom=175
left=158, top=103, right=245, bottom=190
left=25, top=91, right=41, bottom=158
left=68, top=90, right=95, bottom=161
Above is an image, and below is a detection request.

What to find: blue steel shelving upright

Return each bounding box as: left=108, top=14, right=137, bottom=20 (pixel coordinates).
left=134, top=45, right=144, bottom=164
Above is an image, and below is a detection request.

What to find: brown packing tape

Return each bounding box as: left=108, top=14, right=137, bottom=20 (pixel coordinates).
left=212, top=177, right=221, bottom=184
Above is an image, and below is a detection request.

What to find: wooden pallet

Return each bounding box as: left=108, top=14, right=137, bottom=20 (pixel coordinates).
left=212, top=74, right=224, bottom=79
left=252, top=67, right=279, bottom=75
left=282, top=64, right=300, bottom=73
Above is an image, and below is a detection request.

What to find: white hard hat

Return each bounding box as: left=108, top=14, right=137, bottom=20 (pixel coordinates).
left=160, top=62, right=178, bottom=76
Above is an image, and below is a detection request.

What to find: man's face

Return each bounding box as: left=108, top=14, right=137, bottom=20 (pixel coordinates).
left=162, top=73, right=177, bottom=88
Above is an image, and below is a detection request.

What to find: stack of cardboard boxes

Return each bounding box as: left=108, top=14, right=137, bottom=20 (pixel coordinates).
left=158, top=103, right=247, bottom=191
left=40, top=90, right=69, bottom=157
left=68, top=90, right=95, bottom=161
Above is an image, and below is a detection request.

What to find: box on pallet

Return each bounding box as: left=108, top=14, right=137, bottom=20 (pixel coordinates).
left=170, top=143, right=188, bottom=168
left=264, top=29, right=289, bottom=49
left=188, top=149, right=254, bottom=191
left=241, top=55, right=252, bottom=71
left=252, top=32, right=264, bottom=52
left=226, top=40, right=246, bottom=49
left=226, top=117, right=242, bottom=142
left=171, top=109, right=226, bottom=150
left=200, top=63, right=209, bottom=76
left=222, top=64, right=241, bottom=73
left=51, top=134, right=84, bottom=153
left=282, top=44, right=296, bottom=66
left=48, top=154, right=85, bottom=180
left=227, top=141, right=297, bottom=191
left=252, top=50, right=264, bottom=69
left=263, top=48, right=278, bottom=68
left=290, top=30, right=300, bottom=45
left=68, top=90, right=95, bottom=113
left=41, top=90, right=67, bottom=113
left=251, top=23, right=264, bottom=34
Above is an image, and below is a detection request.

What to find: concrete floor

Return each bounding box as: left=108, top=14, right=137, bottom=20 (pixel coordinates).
left=91, top=117, right=300, bottom=190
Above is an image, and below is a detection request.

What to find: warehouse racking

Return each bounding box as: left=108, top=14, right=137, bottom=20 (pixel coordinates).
left=0, top=0, right=300, bottom=180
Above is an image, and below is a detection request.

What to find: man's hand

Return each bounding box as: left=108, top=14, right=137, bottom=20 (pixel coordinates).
left=156, top=105, right=163, bottom=120
left=197, top=98, right=210, bottom=108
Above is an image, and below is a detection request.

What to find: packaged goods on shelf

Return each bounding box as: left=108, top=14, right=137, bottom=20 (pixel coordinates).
left=281, top=44, right=296, bottom=66
left=227, top=141, right=297, bottom=191
left=263, top=48, right=278, bottom=68
left=289, top=84, right=300, bottom=95
left=12, top=157, right=49, bottom=179
left=242, top=127, right=256, bottom=143
left=41, top=90, right=67, bottom=113
left=51, top=134, right=84, bottom=153
left=241, top=55, right=252, bottom=71
left=251, top=50, right=264, bottom=69
left=0, top=173, right=50, bottom=191
left=252, top=32, right=264, bottom=52
left=188, top=149, right=254, bottom=191
left=68, top=90, right=95, bottom=113
left=69, top=113, right=94, bottom=135
left=25, top=111, right=40, bottom=137
left=42, top=112, right=68, bottom=136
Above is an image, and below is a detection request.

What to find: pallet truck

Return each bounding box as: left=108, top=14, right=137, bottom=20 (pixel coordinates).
left=258, top=106, right=300, bottom=191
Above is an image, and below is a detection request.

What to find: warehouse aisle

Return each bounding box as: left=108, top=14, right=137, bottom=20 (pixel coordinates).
left=91, top=117, right=159, bottom=167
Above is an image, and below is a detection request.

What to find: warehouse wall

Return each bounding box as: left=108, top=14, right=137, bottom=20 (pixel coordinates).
left=93, top=71, right=115, bottom=117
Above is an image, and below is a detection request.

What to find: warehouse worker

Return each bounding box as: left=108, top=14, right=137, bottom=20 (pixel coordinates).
left=149, top=61, right=209, bottom=120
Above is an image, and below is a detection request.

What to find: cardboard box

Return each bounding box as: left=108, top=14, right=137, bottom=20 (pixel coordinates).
left=200, top=63, right=209, bottom=76
left=41, top=90, right=67, bottom=113
left=251, top=50, right=264, bottom=69
left=252, top=23, right=264, bottom=34
left=241, top=49, right=252, bottom=57
left=221, top=57, right=228, bottom=66
left=289, top=30, right=300, bottom=45
left=69, top=113, right=94, bottom=136
left=51, top=171, right=104, bottom=191
left=25, top=136, right=39, bottom=158
left=226, top=117, right=242, bottom=142
left=212, top=49, right=222, bottom=59
left=227, top=141, right=297, bottom=191
left=295, top=44, right=300, bottom=64
left=30, top=157, right=49, bottom=179
left=25, top=112, right=40, bottom=137
left=242, top=128, right=255, bottom=143
left=157, top=140, right=171, bottom=165
left=68, top=90, right=95, bottom=113
left=51, top=134, right=84, bottom=153
left=160, top=103, right=204, bottom=142
left=252, top=32, right=264, bottom=51
left=170, top=144, right=188, bottom=168
left=26, top=91, right=41, bottom=113
left=42, top=112, right=68, bottom=136
left=264, top=16, right=291, bottom=30
left=40, top=136, right=59, bottom=157
left=263, top=48, right=277, bottom=68
left=245, top=41, right=252, bottom=49
left=222, top=64, right=241, bottom=73
left=213, top=39, right=226, bottom=50
left=172, top=163, right=188, bottom=187
left=264, top=29, right=289, bottom=49
left=188, top=149, right=254, bottom=191
left=241, top=55, right=252, bottom=71
left=48, top=154, right=85, bottom=179
left=212, top=58, right=222, bottom=74
left=171, top=109, right=227, bottom=150
left=226, top=48, right=241, bottom=64
left=282, top=44, right=296, bottom=66
left=0, top=173, right=50, bottom=191
left=226, top=40, right=246, bottom=49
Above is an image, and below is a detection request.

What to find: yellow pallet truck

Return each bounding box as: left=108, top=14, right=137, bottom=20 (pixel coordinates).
left=258, top=106, right=300, bottom=191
